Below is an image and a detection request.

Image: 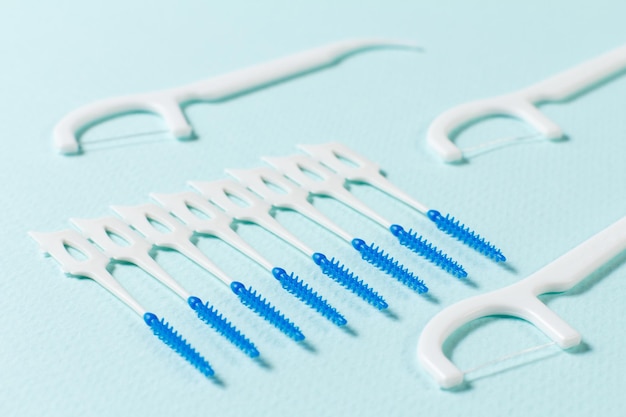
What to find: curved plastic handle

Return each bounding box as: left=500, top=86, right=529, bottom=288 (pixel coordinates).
left=53, top=38, right=420, bottom=154
left=28, top=229, right=146, bottom=315
left=427, top=43, right=626, bottom=162
left=417, top=215, right=626, bottom=388
left=427, top=96, right=563, bottom=162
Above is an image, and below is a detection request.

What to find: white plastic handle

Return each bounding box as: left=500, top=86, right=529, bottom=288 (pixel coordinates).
left=111, top=203, right=234, bottom=285
left=263, top=154, right=392, bottom=228
left=189, top=179, right=315, bottom=256
left=70, top=216, right=191, bottom=300
left=298, top=142, right=429, bottom=214
left=53, top=38, right=420, bottom=154
left=227, top=167, right=353, bottom=242
left=417, top=215, right=626, bottom=388
left=28, top=229, right=146, bottom=315
left=151, top=191, right=274, bottom=271
left=427, top=44, right=626, bottom=162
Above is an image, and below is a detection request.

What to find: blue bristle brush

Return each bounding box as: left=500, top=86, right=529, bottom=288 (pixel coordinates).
left=189, top=179, right=390, bottom=310
left=109, top=204, right=305, bottom=343
left=262, top=154, right=466, bottom=281
left=227, top=167, right=430, bottom=293
left=152, top=191, right=348, bottom=327
left=298, top=142, right=506, bottom=263
left=28, top=230, right=215, bottom=378
left=70, top=216, right=262, bottom=356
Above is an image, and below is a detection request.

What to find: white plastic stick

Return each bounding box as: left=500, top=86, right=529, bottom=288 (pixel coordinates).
left=227, top=166, right=353, bottom=242
left=28, top=229, right=147, bottom=316
left=53, top=38, right=419, bottom=154
left=417, top=215, right=626, bottom=388
left=263, top=154, right=393, bottom=228
left=111, top=203, right=235, bottom=285
left=298, top=142, right=430, bottom=214
left=151, top=191, right=274, bottom=271
left=70, top=216, right=191, bottom=300
left=188, top=179, right=316, bottom=257
left=427, top=43, right=626, bottom=162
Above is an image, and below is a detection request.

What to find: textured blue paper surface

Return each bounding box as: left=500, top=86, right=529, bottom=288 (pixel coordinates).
left=2, top=1, right=626, bottom=415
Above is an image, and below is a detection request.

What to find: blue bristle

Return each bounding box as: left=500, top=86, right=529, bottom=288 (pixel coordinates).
left=427, top=210, right=506, bottom=262
left=351, top=239, right=429, bottom=293
left=230, top=281, right=305, bottom=342
left=188, top=296, right=259, bottom=358
left=389, top=225, right=468, bottom=278
left=312, top=253, right=388, bottom=310
left=143, top=312, right=214, bottom=378
left=272, top=267, right=347, bottom=327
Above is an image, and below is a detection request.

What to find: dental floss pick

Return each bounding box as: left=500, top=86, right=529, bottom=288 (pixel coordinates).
left=426, top=43, right=626, bottom=162
left=188, top=179, right=389, bottom=310
left=53, top=38, right=420, bottom=154
left=70, top=216, right=259, bottom=358
left=28, top=229, right=215, bottom=377
left=263, top=153, right=469, bottom=275
left=227, top=166, right=429, bottom=292
left=417, top=215, right=626, bottom=389
left=297, top=142, right=505, bottom=263
left=150, top=191, right=347, bottom=327
left=110, top=203, right=304, bottom=342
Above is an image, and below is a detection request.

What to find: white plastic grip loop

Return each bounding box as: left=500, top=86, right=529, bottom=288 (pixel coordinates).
left=111, top=203, right=235, bottom=285
left=228, top=166, right=354, bottom=243
left=189, top=179, right=274, bottom=225
left=70, top=216, right=153, bottom=262
left=151, top=191, right=236, bottom=241
left=151, top=191, right=274, bottom=271
left=28, top=229, right=146, bottom=315
left=298, top=142, right=429, bottom=214
left=111, top=203, right=193, bottom=250
left=417, top=215, right=626, bottom=388
left=297, top=142, right=383, bottom=184
left=189, top=179, right=315, bottom=256
left=264, top=154, right=392, bottom=229
left=226, top=167, right=310, bottom=211
left=427, top=43, right=626, bottom=162
left=70, top=216, right=191, bottom=300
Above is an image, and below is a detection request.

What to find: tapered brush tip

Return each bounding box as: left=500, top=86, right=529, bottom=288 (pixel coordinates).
left=271, top=267, right=286, bottom=279
left=351, top=238, right=367, bottom=250
left=312, top=252, right=326, bottom=265
left=230, top=281, right=246, bottom=295
left=427, top=210, right=442, bottom=222
left=389, top=224, right=404, bottom=236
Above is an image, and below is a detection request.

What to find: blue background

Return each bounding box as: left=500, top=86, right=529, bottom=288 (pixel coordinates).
left=1, top=0, right=626, bottom=415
